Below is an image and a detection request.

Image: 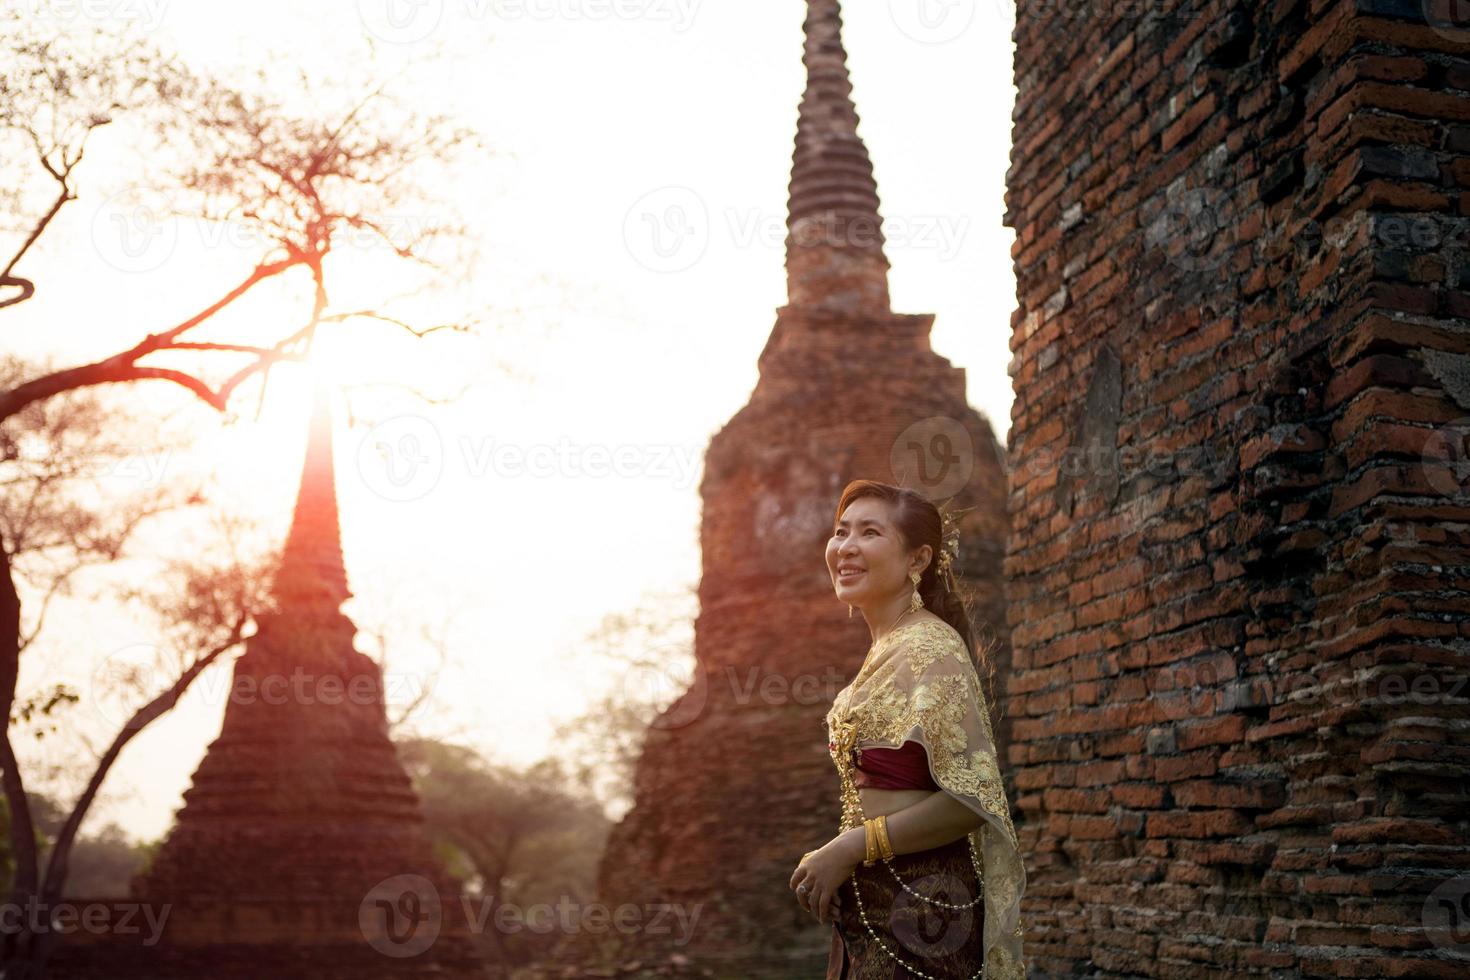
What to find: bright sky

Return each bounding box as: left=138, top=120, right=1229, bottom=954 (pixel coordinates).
left=4, top=0, right=1018, bottom=841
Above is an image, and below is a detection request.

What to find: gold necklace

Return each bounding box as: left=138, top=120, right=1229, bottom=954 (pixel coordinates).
left=872, top=603, right=914, bottom=648
left=841, top=606, right=913, bottom=709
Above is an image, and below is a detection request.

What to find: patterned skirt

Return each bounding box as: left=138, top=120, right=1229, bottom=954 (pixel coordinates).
left=826, top=833, right=985, bottom=980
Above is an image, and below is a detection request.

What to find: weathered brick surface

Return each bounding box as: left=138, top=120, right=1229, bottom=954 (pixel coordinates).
left=1004, top=1, right=1470, bottom=977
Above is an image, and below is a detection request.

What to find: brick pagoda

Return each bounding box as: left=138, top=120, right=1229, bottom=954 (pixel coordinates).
left=55, top=384, right=488, bottom=978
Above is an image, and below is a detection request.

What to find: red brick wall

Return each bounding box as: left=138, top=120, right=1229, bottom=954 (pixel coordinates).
left=1004, top=1, right=1470, bottom=977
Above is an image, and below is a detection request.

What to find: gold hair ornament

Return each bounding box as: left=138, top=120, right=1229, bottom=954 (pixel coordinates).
left=932, top=500, right=974, bottom=594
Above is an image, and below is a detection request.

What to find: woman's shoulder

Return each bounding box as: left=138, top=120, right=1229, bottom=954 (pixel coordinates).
left=886, top=617, right=968, bottom=666
left=891, top=616, right=962, bottom=642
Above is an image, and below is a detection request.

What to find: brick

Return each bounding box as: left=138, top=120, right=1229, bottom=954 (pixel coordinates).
left=994, top=1, right=1470, bottom=976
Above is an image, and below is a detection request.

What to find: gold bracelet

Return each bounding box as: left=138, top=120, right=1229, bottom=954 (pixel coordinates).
left=862, top=819, right=878, bottom=867
left=875, top=814, right=895, bottom=861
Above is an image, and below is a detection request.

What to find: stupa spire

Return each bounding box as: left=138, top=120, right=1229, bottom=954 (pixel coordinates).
left=786, top=0, right=891, bottom=314
left=270, top=380, right=350, bottom=611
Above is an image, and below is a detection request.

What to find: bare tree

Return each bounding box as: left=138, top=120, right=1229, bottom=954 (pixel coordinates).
left=0, top=358, right=198, bottom=963
left=0, top=13, right=483, bottom=421
left=0, top=15, right=180, bottom=312
left=357, top=579, right=463, bottom=736
left=551, top=587, right=698, bottom=819
left=0, top=359, right=282, bottom=976
left=0, top=16, right=488, bottom=976
left=0, top=9, right=493, bottom=975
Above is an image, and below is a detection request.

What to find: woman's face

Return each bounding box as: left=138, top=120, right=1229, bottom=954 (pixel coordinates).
left=826, top=497, right=913, bottom=608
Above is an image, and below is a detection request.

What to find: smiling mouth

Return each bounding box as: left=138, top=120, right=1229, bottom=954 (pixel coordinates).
left=837, top=569, right=865, bottom=580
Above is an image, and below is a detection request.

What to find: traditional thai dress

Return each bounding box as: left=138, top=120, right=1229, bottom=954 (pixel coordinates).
left=824, top=619, right=1026, bottom=980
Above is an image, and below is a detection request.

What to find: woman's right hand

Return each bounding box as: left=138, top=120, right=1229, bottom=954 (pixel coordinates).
left=789, top=829, right=863, bottom=925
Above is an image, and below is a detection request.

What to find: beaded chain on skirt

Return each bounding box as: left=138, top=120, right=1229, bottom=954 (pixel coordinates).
left=826, top=834, right=985, bottom=980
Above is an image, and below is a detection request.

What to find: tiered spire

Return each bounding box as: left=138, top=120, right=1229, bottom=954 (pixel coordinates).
left=786, top=0, right=891, bottom=314
left=270, top=381, right=351, bottom=611
left=133, top=376, right=480, bottom=977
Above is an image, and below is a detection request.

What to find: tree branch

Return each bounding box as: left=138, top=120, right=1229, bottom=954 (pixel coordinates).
left=0, top=537, right=39, bottom=951
left=146, top=255, right=300, bottom=350
left=0, top=277, right=35, bottom=311
left=1, top=168, right=74, bottom=285
left=321, top=309, right=480, bottom=339
left=0, top=346, right=307, bottom=423
left=36, top=613, right=248, bottom=903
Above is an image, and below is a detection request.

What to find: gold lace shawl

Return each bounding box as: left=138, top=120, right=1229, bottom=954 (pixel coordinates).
left=824, top=618, right=1026, bottom=980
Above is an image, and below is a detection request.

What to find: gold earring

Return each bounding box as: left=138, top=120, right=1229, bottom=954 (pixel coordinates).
left=848, top=604, right=854, bottom=618
left=908, top=571, right=923, bottom=612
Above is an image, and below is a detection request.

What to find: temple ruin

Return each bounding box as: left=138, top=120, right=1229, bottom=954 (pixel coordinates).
left=1003, top=1, right=1469, bottom=976
left=53, top=385, right=487, bottom=979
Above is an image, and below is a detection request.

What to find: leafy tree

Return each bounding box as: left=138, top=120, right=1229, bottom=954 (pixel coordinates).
left=396, top=737, right=610, bottom=968
left=0, top=792, right=156, bottom=899
left=551, top=589, right=697, bottom=818
left=0, top=793, right=63, bottom=896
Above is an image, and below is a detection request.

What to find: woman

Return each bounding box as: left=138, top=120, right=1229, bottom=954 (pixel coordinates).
left=789, top=480, right=1026, bottom=979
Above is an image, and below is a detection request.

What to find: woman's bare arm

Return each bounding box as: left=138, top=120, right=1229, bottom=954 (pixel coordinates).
left=881, top=790, right=987, bottom=856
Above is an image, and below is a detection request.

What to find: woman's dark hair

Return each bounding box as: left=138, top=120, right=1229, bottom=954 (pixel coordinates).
left=833, top=479, right=997, bottom=693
